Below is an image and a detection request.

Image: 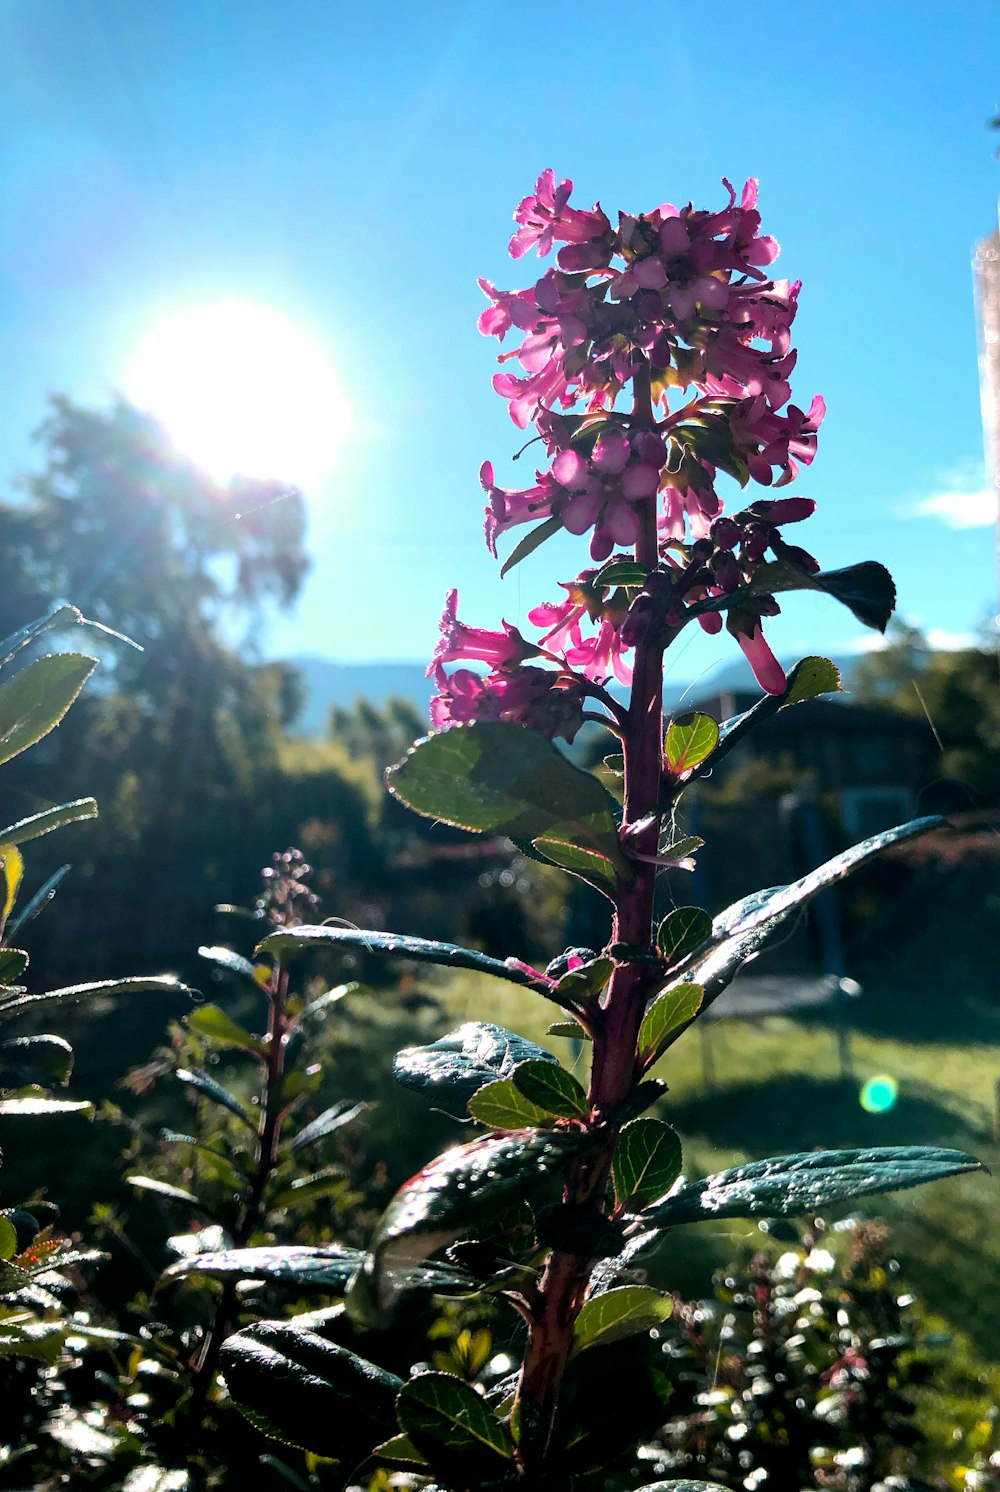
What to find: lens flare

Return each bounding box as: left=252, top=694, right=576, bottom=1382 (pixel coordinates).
left=860, top=1074, right=898, bottom=1113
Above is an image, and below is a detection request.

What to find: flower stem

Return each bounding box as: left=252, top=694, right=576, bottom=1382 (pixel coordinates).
left=514, top=361, right=665, bottom=1472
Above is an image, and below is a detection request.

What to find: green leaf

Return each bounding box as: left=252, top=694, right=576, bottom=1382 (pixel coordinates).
left=258, top=925, right=554, bottom=995
left=468, top=1078, right=552, bottom=1131
left=394, top=1022, right=559, bottom=1114
left=547, top=1020, right=592, bottom=1041
left=174, top=1066, right=255, bottom=1127
left=297, top=982, right=368, bottom=1023
left=511, top=1059, right=587, bottom=1118
left=0, top=948, right=28, bottom=985
left=0, top=1034, right=73, bottom=1087
left=386, top=722, right=629, bottom=876
left=572, top=1285, right=673, bottom=1353
left=0, top=604, right=86, bottom=667
left=126, top=1176, right=206, bottom=1208
left=593, top=560, right=649, bottom=588
left=612, top=1119, right=683, bottom=1210
left=0, top=1096, right=92, bottom=1116
left=186, top=1003, right=263, bottom=1054
left=165, top=1244, right=366, bottom=1290
left=664, top=712, right=720, bottom=775
left=0, top=1316, right=67, bottom=1364
left=363, top=1129, right=584, bottom=1315
left=0, top=974, right=189, bottom=1016
left=0, top=798, right=98, bottom=849
left=290, top=1099, right=368, bottom=1152
left=373, top=1432, right=431, bottom=1470
left=0, top=1215, right=17, bottom=1260
left=271, top=1167, right=351, bottom=1209
left=633, top=1483, right=731, bottom=1491
left=0, top=653, right=98, bottom=767
left=6, top=865, right=69, bottom=938
left=636, top=1146, right=981, bottom=1230
left=713, top=557, right=896, bottom=633
left=499, top=514, right=563, bottom=578
left=638, top=983, right=704, bottom=1064
left=707, top=655, right=843, bottom=778
left=220, top=1322, right=401, bottom=1460
left=782, top=655, right=842, bottom=705
left=198, top=945, right=258, bottom=981
left=555, top=955, right=614, bottom=1007
left=396, top=1372, right=512, bottom=1471
left=656, top=908, right=712, bottom=967
left=532, top=833, right=620, bottom=898
left=660, top=816, right=944, bottom=1029
left=0, top=845, right=23, bottom=922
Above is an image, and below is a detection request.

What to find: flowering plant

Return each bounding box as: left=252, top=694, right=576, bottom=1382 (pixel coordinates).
left=219, top=173, right=979, bottom=1491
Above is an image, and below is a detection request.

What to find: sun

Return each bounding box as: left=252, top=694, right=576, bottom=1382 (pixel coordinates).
left=125, top=300, right=349, bottom=490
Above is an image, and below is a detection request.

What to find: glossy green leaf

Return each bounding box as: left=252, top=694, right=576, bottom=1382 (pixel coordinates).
left=0, top=948, right=27, bottom=985
left=165, top=1244, right=365, bottom=1289
left=659, top=817, right=944, bottom=1030
left=271, top=1167, right=351, bottom=1209
left=634, top=1482, right=730, bottom=1491
left=468, top=1078, right=552, bottom=1131
left=573, top=1285, right=673, bottom=1353
left=258, top=924, right=554, bottom=995
left=0, top=798, right=98, bottom=849
left=364, top=1129, right=583, bottom=1314
left=511, top=1059, right=587, bottom=1118
left=664, top=712, right=720, bottom=774
left=221, top=1322, right=401, bottom=1460
left=0, top=605, right=83, bottom=666
left=126, top=1175, right=206, bottom=1208
left=396, top=1371, right=512, bottom=1471
left=636, top=1146, right=981, bottom=1229
left=0, top=1096, right=91, bottom=1116
left=6, top=865, right=69, bottom=937
left=0, top=653, right=97, bottom=767
left=386, top=722, right=629, bottom=875
left=656, top=908, right=712, bottom=968
left=186, top=1003, right=263, bottom=1054
left=290, top=1099, right=368, bottom=1152
left=499, top=514, right=563, bottom=578
left=638, top=983, right=704, bottom=1064
left=174, top=1066, right=255, bottom=1127
left=394, top=1022, right=558, bottom=1113
left=612, top=1119, right=682, bottom=1210
left=700, top=558, right=896, bottom=633
left=593, top=559, right=649, bottom=588
left=198, top=945, right=258, bottom=981
left=0, top=1316, right=67, bottom=1364
left=0, top=1034, right=73, bottom=1087
left=0, top=974, right=189, bottom=1016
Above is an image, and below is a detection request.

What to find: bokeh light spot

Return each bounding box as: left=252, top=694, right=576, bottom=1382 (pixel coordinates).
left=860, top=1074, right=898, bottom=1113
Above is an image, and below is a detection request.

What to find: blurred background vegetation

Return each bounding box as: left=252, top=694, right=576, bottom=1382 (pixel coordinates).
left=1, top=393, right=998, bottom=1418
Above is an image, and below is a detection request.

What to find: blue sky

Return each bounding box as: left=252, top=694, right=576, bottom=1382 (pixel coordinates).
left=2, top=0, right=998, bottom=686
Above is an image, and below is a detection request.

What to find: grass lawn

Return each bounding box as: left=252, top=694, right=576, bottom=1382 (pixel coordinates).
left=433, top=970, right=1000, bottom=1356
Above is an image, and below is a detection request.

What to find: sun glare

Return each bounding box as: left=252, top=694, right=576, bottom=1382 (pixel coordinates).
left=126, top=300, right=349, bottom=490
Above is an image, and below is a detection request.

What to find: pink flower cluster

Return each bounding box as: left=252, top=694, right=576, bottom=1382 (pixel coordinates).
left=429, top=171, right=827, bottom=730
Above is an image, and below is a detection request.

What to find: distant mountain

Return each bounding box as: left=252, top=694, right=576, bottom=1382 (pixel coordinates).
left=282, top=650, right=866, bottom=738
left=285, top=657, right=435, bottom=736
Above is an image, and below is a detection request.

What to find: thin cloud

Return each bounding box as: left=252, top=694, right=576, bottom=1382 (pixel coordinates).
left=901, top=484, right=995, bottom=529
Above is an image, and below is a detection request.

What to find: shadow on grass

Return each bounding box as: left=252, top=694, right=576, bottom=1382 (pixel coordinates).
left=669, top=1071, right=987, bottom=1155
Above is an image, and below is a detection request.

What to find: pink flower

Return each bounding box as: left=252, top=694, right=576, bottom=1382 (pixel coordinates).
left=429, top=664, right=586, bottom=743
left=509, top=169, right=610, bottom=260
left=733, top=622, right=786, bottom=695
left=428, top=590, right=538, bottom=677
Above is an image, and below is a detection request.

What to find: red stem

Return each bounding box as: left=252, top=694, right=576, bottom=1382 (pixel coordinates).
left=514, top=362, right=665, bottom=1470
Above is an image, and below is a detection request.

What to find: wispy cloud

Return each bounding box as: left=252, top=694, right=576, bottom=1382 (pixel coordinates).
left=898, top=463, right=995, bottom=528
